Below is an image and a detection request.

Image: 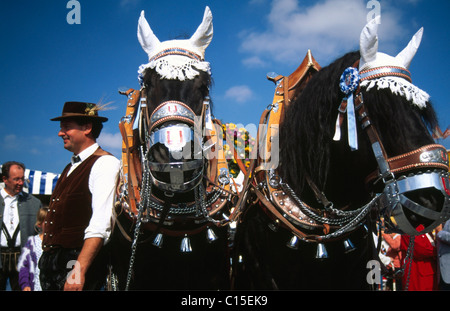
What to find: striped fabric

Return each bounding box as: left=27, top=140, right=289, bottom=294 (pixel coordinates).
left=0, top=165, right=60, bottom=195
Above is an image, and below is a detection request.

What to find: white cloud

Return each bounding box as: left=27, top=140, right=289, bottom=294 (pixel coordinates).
left=98, top=132, right=123, bottom=151
left=242, top=56, right=267, bottom=67
left=224, top=85, right=254, bottom=104
left=240, top=0, right=404, bottom=65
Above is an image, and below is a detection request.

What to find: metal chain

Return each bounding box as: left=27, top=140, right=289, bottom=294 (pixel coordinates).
left=274, top=181, right=382, bottom=241
left=106, top=265, right=119, bottom=291
left=147, top=187, right=222, bottom=216
left=195, top=183, right=222, bottom=225
left=281, top=182, right=373, bottom=226
left=317, top=195, right=379, bottom=241
left=124, top=158, right=151, bottom=291
left=125, top=199, right=145, bottom=290
left=393, top=236, right=415, bottom=290
left=404, top=236, right=415, bottom=290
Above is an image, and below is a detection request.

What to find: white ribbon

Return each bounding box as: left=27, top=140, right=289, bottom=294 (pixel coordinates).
left=204, top=102, right=213, bottom=131
left=333, top=117, right=342, bottom=141
left=346, top=94, right=358, bottom=151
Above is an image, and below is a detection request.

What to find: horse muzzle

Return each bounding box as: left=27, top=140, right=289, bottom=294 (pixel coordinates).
left=373, top=144, right=450, bottom=235
left=147, top=101, right=206, bottom=194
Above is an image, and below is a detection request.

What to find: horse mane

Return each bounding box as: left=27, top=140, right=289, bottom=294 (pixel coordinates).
left=279, top=50, right=439, bottom=197
left=141, top=67, right=213, bottom=115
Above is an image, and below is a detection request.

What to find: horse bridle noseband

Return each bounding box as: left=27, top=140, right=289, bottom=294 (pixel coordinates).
left=147, top=100, right=205, bottom=193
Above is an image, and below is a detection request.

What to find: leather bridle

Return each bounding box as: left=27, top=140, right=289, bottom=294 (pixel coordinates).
left=337, top=63, right=450, bottom=236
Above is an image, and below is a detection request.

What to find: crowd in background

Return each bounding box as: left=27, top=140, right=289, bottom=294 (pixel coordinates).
left=377, top=220, right=450, bottom=291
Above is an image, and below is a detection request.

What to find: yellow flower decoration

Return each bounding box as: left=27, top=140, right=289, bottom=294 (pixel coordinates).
left=221, top=122, right=256, bottom=178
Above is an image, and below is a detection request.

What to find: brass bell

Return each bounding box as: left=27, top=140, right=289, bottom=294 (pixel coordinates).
left=286, top=235, right=299, bottom=250
left=343, top=239, right=356, bottom=253
left=267, top=219, right=279, bottom=232
left=152, top=233, right=164, bottom=248
left=206, top=227, right=218, bottom=243
left=315, top=243, right=328, bottom=260
left=181, top=235, right=192, bottom=253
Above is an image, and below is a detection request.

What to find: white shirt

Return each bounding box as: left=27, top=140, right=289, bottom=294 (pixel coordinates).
left=0, top=188, right=21, bottom=247
left=69, top=143, right=120, bottom=242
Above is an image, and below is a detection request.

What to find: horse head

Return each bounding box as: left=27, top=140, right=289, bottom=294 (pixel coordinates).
left=111, top=7, right=235, bottom=290
left=117, top=6, right=232, bottom=242
left=232, top=15, right=449, bottom=291
left=136, top=7, right=214, bottom=196
left=354, top=17, right=449, bottom=235
left=279, top=17, right=449, bottom=239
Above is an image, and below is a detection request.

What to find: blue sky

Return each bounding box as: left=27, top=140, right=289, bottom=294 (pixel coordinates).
left=0, top=0, right=449, bottom=174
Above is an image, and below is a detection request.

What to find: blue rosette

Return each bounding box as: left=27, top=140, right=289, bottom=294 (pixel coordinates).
left=339, top=67, right=360, bottom=95
left=337, top=67, right=361, bottom=151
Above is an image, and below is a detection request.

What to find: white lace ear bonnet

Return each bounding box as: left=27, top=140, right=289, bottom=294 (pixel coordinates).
left=137, top=6, right=213, bottom=83
left=359, top=16, right=429, bottom=108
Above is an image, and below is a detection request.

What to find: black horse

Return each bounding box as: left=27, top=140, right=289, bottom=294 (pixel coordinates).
left=232, top=20, right=450, bottom=290
left=108, top=7, right=235, bottom=290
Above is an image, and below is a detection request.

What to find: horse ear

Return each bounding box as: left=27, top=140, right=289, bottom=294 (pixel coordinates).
left=137, top=10, right=160, bottom=57
left=396, top=27, right=423, bottom=69
left=359, top=16, right=381, bottom=66
left=189, top=6, right=213, bottom=55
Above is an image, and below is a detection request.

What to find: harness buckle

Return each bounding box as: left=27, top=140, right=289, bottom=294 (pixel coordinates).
left=218, top=168, right=230, bottom=185
left=267, top=101, right=281, bottom=112
left=382, top=172, right=396, bottom=185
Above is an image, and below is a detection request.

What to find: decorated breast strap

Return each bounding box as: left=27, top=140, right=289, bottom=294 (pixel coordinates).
left=251, top=51, right=342, bottom=241
left=117, top=88, right=142, bottom=215
left=204, top=118, right=234, bottom=217
left=254, top=87, right=338, bottom=240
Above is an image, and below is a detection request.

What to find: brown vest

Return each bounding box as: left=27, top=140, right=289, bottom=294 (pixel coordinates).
left=43, top=147, right=111, bottom=251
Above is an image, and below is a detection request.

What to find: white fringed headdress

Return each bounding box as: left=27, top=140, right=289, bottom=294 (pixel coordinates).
left=360, top=76, right=430, bottom=109
left=358, top=17, right=429, bottom=108
left=334, top=17, right=431, bottom=150
left=137, top=7, right=213, bottom=83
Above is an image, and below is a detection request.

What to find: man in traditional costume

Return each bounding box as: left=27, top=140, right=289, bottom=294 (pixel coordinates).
left=39, top=102, right=120, bottom=290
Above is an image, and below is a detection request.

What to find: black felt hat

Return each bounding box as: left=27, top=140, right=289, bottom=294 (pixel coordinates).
left=50, top=102, right=108, bottom=122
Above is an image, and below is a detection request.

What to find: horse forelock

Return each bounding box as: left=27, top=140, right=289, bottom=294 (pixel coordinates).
left=141, top=67, right=213, bottom=116
left=279, top=51, right=359, bottom=194
left=279, top=50, right=438, bottom=199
